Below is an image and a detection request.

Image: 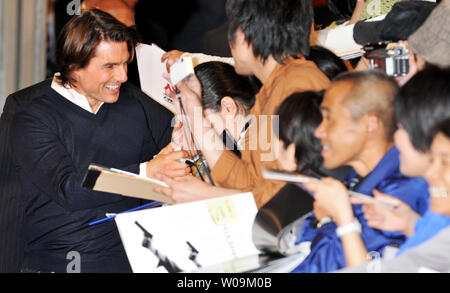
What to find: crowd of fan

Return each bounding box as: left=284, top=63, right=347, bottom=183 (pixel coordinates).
left=1, top=0, right=449, bottom=273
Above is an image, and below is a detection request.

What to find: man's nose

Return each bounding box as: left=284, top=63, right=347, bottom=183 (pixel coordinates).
left=115, top=63, right=128, bottom=83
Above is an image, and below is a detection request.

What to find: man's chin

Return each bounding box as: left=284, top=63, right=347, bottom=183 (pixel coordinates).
left=102, top=92, right=121, bottom=104
left=323, top=159, right=344, bottom=171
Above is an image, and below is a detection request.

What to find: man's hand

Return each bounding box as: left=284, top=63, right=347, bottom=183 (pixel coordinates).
left=161, top=50, right=184, bottom=72
left=146, top=142, right=191, bottom=178
left=351, top=190, right=420, bottom=237
left=304, top=177, right=354, bottom=226
left=313, top=201, right=331, bottom=222
left=153, top=174, right=238, bottom=204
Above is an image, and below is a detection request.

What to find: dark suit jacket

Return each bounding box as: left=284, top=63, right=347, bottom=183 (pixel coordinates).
left=0, top=79, right=51, bottom=272
left=0, top=79, right=173, bottom=272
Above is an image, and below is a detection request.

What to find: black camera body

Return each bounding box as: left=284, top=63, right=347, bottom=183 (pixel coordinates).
left=364, top=42, right=410, bottom=77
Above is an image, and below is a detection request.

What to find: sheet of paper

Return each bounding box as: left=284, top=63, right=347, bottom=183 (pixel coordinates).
left=115, top=192, right=260, bottom=273
left=316, top=23, right=363, bottom=58
left=135, top=43, right=176, bottom=113
left=315, top=14, right=387, bottom=59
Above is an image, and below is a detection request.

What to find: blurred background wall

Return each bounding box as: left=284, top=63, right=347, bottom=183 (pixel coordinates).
left=0, top=0, right=47, bottom=115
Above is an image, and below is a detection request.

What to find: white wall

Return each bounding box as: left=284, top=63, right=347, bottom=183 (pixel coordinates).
left=0, top=0, right=47, bottom=114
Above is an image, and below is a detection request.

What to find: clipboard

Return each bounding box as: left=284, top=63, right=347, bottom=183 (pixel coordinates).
left=82, top=164, right=175, bottom=204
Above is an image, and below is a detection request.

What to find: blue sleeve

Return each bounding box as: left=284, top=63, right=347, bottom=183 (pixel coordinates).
left=292, top=222, right=346, bottom=273
left=377, top=177, right=429, bottom=216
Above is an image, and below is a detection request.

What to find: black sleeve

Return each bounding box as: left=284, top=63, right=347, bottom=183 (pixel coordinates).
left=124, top=83, right=174, bottom=159
left=10, top=109, right=125, bottom=212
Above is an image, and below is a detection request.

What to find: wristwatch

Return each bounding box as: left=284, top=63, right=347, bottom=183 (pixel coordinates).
left=336, top=218, right=362, bottom=237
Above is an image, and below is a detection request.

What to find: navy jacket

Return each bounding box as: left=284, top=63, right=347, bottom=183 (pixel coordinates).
left=10, top=83, right=173, bottom=273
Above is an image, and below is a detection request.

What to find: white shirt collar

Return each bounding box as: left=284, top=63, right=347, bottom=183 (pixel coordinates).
left=51, top=73, right=104, bottom=114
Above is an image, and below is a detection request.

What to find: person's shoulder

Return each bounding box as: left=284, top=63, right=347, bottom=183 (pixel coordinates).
left=3, top=79, right=52, bottom=118
left=380, top=169, right=428, bottom=192
left=119, top=82, right=174, bottom=120
left=12, top=84, right=58, bottom=118
left=273, top=59, right=330, bottom=91
left=283, top=59, right=326, bottom=77
left=378, top=172, right=429, bottom=214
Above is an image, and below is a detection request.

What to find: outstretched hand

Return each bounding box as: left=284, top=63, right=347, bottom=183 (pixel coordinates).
left=352, top=190, right=420, bottom=237
left=153, top=174, right=216, bottom=204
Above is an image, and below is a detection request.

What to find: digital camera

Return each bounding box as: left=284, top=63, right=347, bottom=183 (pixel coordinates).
left=364, top=42, right=410, bottom=77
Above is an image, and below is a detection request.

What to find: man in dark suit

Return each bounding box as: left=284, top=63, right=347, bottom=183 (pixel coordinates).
left=4, top=9, right=189, bottom=273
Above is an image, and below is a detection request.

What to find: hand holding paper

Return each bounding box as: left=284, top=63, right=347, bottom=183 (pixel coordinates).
left=135, top=43, right=177, bottom=113
left=304, top=177, right=355, bottom=226
left=146, top=142, right=192, bottom=178
left=161, top=50, right=185, bottom=72
left=153, top=173, right=239, bottom=204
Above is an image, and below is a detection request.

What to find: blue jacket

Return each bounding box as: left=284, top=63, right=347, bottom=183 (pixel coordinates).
left=397, top=211, right=450, bottom=256
left=292, top=147, right=429, bottom=273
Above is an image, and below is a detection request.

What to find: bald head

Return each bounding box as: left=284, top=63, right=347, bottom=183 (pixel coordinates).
left=81, top=0, right=136, bottom=27
left=332, top=70, right=399, bottom=139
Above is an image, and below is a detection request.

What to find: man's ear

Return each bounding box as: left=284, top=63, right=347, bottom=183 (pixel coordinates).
left=220, top=96, right=238, bottom=117
left=366, top=114, right=380, bottom=133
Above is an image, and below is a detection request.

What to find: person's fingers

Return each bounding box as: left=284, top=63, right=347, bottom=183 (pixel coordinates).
left=362, top=204, right=379, bottom=219
left=373, top=190, right=403, bottom=206
left=366, top=210, right=385, bottom=222
left=366, top=219, right=384, bottom=229
left=164, top=150, right=190, bottom=160
left=303, top=181, right=320, bottom=194
left=161, top=50, right=184, bottom=72
left=159, top=142, right=179, bottom=155
left=153, top=186, right=173, bottom=198
left=350, top=196, right=371, bottom=205
left=161, top=160, right=191, bottom=172
left=153, top=172, right=178, bottom=187
left=321, top=177, right=339, bottom=185
left=173, top=119, right=183, bottom=130
left=162, top=72, right=172, bottom=83
left=163, top=167, right=192, bottom=178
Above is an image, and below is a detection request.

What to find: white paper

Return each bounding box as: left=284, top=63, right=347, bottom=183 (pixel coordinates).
left=115, top=192, right=260, bottom=273
left=135, top=43, right=176, bottom=113
left=316, top=23, right=363, bottom=58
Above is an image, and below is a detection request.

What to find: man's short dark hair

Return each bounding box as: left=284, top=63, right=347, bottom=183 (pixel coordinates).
left=275, top=91, right=324, bottom=173
left=333, top=70, right=399, bottom=140
left=56, top=9, right=137, bottom=86
left=226, top=0, right=313, bottom=64
left=395, top=66, right=450, bottom=152
left=433, top=119, right=450, bottom=139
